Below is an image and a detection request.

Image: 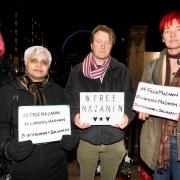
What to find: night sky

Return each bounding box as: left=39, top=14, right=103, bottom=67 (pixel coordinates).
left=0, top=0, right=179, bottom=86
left=1, top=0, right=179, bottom=30
left=1, top=0, right=179, bottom=55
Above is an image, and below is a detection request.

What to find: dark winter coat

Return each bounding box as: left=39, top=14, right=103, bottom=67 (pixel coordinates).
left=66, top=57, right=136, bottom=145
left=0, top=77, right=79, bottom=180
left=0, top=56, right=16, bottom=87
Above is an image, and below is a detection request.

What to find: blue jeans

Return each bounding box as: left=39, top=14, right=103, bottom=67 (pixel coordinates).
left=153, top=136, right=180, bottom=180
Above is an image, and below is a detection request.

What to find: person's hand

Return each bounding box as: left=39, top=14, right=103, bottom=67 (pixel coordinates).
left=138, top=112, right=149, bottom=120
left=74, top=113, right=91, bottom=129
left=59, top=133, right=79, bottom=151
left=6, top=139, right=34, bottom=161
left=111, top=114, right=129, bottom=129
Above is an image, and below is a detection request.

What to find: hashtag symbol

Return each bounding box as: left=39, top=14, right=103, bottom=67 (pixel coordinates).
left=85, top=95, right=90, bottom=102
left=24, top=122, right=29, bottom=126
left=23, top=113, right=28, bottom=117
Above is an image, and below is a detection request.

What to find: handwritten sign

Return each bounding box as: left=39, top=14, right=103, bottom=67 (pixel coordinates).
left=80, top=92, right=124, bottom=125
left=18, top=105, right=71, bottom=144
left=133, top=82, right=180, bottom=120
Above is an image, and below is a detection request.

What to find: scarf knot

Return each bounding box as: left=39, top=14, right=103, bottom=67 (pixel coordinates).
left=20, top=75, right=48, bottom=105
left=82, top=52, right=110, bottom=80
left=166, top=51, right=180, bottom=65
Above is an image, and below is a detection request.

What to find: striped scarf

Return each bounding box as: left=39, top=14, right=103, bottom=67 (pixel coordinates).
left=82, top=52, right=110, bottom=80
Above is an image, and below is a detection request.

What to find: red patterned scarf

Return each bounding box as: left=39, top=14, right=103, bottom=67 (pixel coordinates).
left=82, top=52, right=110, bottom=80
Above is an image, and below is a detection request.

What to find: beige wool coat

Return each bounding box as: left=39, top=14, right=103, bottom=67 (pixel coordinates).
left=140, top=49, right=180, bottom=170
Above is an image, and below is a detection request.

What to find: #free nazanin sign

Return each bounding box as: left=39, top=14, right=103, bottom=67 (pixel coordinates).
left=80, top=92, right=124, bottom=125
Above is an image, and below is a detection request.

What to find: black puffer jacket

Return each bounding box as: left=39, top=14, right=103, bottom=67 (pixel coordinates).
left=0, top=77, right=79, bottom=180
left=66, top=58, right=136, bottom=145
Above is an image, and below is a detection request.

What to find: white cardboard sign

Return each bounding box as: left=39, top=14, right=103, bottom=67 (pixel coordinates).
left=18, top=105, right=71, bottom=144
left=80, top=92, right=124, bottom=125
left=133, top=82, right=180, bottom=120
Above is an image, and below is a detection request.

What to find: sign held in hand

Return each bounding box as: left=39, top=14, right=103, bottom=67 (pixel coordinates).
left=133, top=82, right=180, bottom=120
left=18, top=105, right=71, bottom=144
left=80, top=92, right=124, bottom=125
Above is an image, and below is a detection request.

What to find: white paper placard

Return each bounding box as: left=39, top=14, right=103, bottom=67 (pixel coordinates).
left=133, top=82, right=180, bottom=120
left=80, top=92, right=124, bottom=125
left=18, top=105, right=71, bottom=144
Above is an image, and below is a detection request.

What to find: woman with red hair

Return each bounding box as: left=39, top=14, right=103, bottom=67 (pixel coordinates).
left=139, top=11, right=180, bottom=180
left=0, top=31, right=16, bottom=86
left=0, top=33, right=5, bottom=56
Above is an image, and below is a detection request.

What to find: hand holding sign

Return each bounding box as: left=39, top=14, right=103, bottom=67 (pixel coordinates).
left=111, top=114, right=129, bottom=129
left=80, top=92, right=124, bottom=125
left=133, top=82, right=180, bottom=120
left=18, top=105, right=71, bottom=144
left=74, top=113, right=91, bottom=129
left=138, top=112, right=150, bottom=121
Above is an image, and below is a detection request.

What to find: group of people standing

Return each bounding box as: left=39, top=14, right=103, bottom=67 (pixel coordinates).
left=0, top=10, right=179, bottom=180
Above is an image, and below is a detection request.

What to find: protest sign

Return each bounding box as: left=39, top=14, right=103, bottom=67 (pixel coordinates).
left=18, top=105, right=71, bottom=144
left=80, top=92, right=124, bottom=125
left=133, top=82, right=180, bottom=120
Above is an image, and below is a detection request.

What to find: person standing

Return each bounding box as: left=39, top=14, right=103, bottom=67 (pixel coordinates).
left=0, top=46, right=79, bottom=180
left=139, top=11, right=180, bottom=180
left=66, top=25, right=136, bottom=180
left=0, top=31, right=16, bottom=86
